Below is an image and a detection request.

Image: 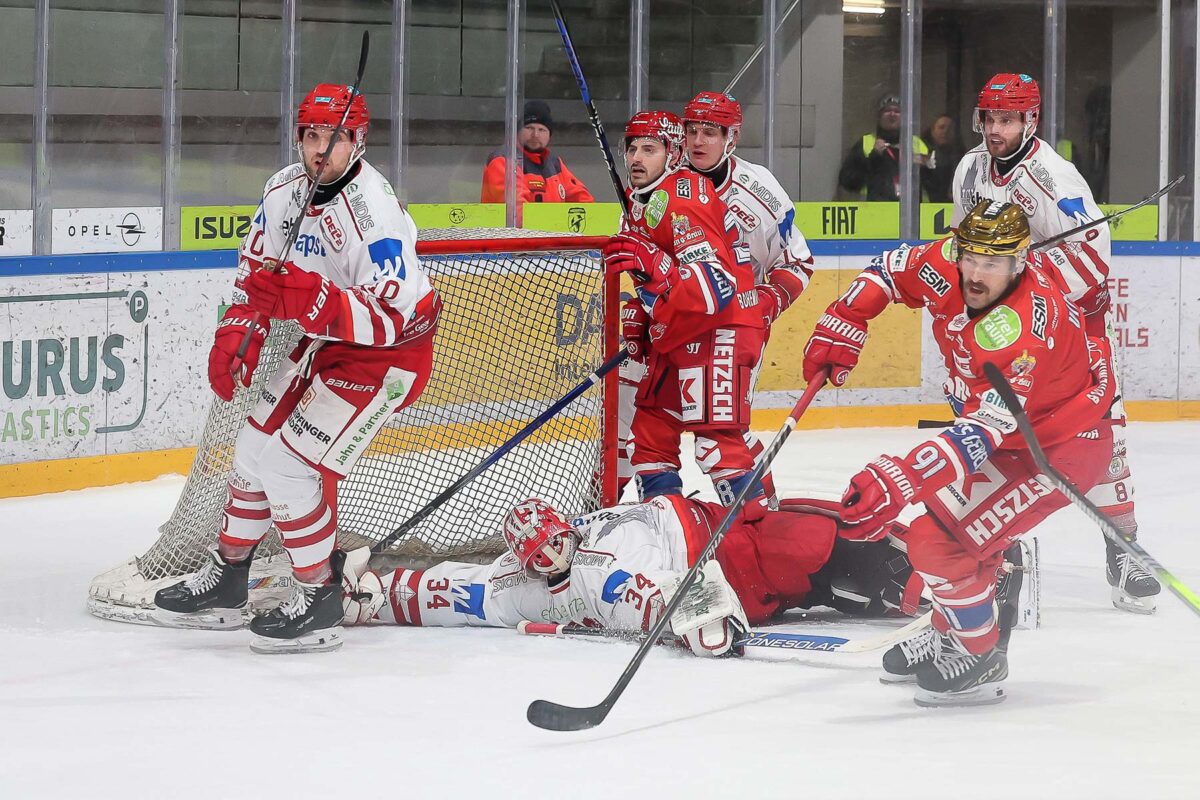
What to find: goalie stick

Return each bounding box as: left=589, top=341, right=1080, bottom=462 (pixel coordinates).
left=517, top=611, right=934, bottom=655
left=548, top=0, right=629, bottom=215
left=526, top=370, right=827, bottom=732
left=982, top=362, right=1200, bottom=618
left=372, top=347, right=630, bottom=554
left=232, top=30, right=372, bottom=372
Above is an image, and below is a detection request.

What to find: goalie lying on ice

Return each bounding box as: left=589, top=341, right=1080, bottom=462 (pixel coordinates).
left=342, top=494, right=939, bottom=657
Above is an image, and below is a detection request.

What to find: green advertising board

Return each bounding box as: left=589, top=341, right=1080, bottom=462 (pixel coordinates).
left=180, top=205, right=257, bottom=250
left=919, top=202, right=1157, bottom=241
left=521, top=202, right=622, bottom=235
left=407, top=203, right=506, bottom=230
left=792, top=202, right=900, bottom=239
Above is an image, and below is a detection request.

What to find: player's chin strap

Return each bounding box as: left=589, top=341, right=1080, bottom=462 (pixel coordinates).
left=629, top=164, right=682, bottom=204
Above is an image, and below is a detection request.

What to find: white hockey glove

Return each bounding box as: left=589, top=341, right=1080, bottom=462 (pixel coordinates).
left=340, top=547, right=386, bottom=625
left=660, top=561, right=750, bottom=658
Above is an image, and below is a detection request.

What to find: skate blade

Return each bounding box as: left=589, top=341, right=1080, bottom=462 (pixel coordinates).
left=1111, top=589, right=1157, bottom=615
left=879, top=673, right=918, bottom=685
left=913, top=683, right=1006, bottom=708
left=149, top=607, right=246, bottom=630
left=249, top=628, right=343, bottom=655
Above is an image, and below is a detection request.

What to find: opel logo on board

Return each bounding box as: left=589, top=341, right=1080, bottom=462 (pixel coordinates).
left=117, top=212, right=145, bottom=247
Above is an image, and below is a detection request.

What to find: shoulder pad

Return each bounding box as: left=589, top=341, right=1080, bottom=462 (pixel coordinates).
left=265, top=163, right=306, bottom=192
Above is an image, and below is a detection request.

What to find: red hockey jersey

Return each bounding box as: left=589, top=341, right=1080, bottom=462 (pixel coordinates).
left=837, top=237, right=1115, bottom=496
left=621, top=169, right=765, bottom=352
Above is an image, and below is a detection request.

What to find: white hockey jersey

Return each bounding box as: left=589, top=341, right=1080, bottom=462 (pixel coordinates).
left=236, top=159, right=437, bottom=347
left=711, top=155, right=813, bottom=287
left=377, top=495, right=712, bottom=632
left=951, top=138, right=1111, bottom=319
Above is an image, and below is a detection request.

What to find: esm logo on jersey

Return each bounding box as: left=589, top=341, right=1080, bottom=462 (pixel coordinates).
left=1031, top=294, right=1048, bottom=340
left=918, top=263, right=951, bottom=296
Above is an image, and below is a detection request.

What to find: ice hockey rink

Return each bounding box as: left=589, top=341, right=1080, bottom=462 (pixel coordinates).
left=1, top=422, right=1197, bottom=799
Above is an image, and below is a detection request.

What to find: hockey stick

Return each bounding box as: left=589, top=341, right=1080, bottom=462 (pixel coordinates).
left=231, top=31, right=372, bottom=373
left=526, top=370, right=827, bottom=731
left=982, top=362, right=1200, bottom=618
left=371, top=347, right=630, bottom=554
left=548, top=0, right=629, bottom=215
left=723, top=0, right=801, bottom=94
left=1030, top=174, right=1183, bottom=252
left=518, top=611, right=932, bottom=655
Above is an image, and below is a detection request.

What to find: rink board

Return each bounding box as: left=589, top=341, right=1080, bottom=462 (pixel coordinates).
left=2, top=243, right=1200, bottom=495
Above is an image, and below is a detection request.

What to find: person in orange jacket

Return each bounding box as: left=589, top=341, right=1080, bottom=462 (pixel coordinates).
left=481, top=100, right=595, bottom=204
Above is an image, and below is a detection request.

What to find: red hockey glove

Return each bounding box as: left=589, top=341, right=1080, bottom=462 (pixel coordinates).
left=839, top=454, right=920, bottom=533
left=208, top=304, right=269, bottom=402
left=758, top=265, right=810, bottom=323
left=603, top=233, right=674, bottom=297
left=245, top=262, right=341, bottom=335
left=621, top=297, right=650, bottom=361
left=803, top=305, right=868, bottom=387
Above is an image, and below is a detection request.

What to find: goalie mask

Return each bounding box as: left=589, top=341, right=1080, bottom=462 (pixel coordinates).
left=683, top=92, right=742, bottom=166
left=973, top=73, right=1040, bottom=150
left=502, top=500, right=580, bottom=577
left=296, top=83, right=370, bottom=179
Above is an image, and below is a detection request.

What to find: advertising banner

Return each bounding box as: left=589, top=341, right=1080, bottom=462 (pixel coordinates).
left=51, top=207, right=163, bottom=254
left=180, top=205, right=256, bottom=251
left=0, top=268, right=228, bottom=464
left=0, top=210, right=34, bottom=256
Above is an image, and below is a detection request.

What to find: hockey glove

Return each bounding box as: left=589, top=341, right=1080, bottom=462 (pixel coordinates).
left=803, top=304, right=868, bottom=387
left=620, top=297, right=650, bottom=361
left=340, top=547, right=387, bottom=625
left=208, top=304, right=269, bottom=402
left=603, top=233, right=674, bottom=299
left=664, top=561, right=750, bottom=658
left=839, top=454, right=921, bottom=533
left=245, top=262, right=341, bottom=335
left=757, top=264, right=810, bottom=323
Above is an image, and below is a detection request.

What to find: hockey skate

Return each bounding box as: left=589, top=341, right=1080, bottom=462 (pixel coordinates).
left=1106, top=539, right=1159, bottom=615
left=249, top=551, right=346, bottom=654
left=151, top=549, right=250, bottom=630
left=880, top=626, right=938, bottom=684
left=913, top=631, right=1007, bottom=707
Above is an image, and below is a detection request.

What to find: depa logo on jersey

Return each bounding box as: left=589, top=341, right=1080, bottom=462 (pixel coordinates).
left=52, top=207, right=163, bottom=254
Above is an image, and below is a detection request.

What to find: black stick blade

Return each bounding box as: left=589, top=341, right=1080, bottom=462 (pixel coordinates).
left=527, top=699, right=609, bottom=732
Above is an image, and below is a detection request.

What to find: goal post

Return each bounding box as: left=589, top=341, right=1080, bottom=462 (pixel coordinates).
left=88, top=229, right=619, bottom=622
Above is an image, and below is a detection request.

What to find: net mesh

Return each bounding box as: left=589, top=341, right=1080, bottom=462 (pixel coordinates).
left=104, top=228, right=612, bottom=594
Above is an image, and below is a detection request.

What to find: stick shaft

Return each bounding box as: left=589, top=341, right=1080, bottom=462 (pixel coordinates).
left=232, top=31, right=372, bottom=366
left=372, top=348, right=629, bottom=554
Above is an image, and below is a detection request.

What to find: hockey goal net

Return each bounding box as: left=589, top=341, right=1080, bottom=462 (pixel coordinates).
left=89, top=229, right=618, bottom=622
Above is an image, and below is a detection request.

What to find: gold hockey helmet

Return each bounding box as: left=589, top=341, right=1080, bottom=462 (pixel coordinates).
left=955, top=200, right=1032, bottom=260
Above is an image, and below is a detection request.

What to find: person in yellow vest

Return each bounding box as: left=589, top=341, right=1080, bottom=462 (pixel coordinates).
left=837, top=94, right=932, bottom=201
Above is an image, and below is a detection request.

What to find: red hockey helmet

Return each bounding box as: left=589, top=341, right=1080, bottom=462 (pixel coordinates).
left=624, top=110, right=686, bottom=174
left=683, top=92, right=743, bottom=130
left=973, top=73, right=1040, bottom=146
left=296, top=83, right=370, bottom=166
left=502, top=499, right=579, bottom=576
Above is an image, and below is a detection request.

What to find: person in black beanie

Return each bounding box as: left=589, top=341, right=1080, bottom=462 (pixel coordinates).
left=481, top=100, right=594, bottom=204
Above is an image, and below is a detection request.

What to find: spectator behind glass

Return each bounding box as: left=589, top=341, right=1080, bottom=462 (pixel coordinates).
left=480, top=100, right=595, bottom=205
left=922, top=114, right=964, bottom=203
left=837, top=93, right=932, bottom=201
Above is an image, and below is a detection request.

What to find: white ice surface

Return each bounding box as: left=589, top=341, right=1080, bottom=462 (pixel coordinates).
left=2, top=423, right=1199, bottom=799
